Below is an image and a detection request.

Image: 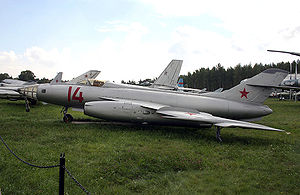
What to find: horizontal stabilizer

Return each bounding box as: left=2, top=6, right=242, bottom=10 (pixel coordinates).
left=247, top=83, right=300, bottom=91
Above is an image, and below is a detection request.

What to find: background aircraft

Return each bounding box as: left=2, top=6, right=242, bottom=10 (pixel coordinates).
left=268, top=50, right=300, bottom=88
left=268, top=50, right=300, bottom=101
left=0, top=70, right=100, bottom=111
left=66, top=70, right=100, bottom=84
left=150, top=60, right=182, bottom=90
left=0, top=73, right=62, bottom=105
left=21, top=68, right=288, bottom=141
left=0, top=79, right=36, bottom=87
left=102, top=60, right=219, bottom=95
left=102, top=60, right=182, bottom=91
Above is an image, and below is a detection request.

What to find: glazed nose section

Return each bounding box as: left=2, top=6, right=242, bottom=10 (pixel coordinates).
left=19, top=85, right=38, bottom=99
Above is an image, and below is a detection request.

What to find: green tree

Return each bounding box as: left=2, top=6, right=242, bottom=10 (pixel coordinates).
left=0, top=73, right=11, bottom=81
left=18, top=70, right=36, bottom=81
left=37, top=77, right=50, bottom=84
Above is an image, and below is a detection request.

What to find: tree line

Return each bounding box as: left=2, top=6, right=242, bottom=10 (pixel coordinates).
left=0, top=70, right=51, bottom=83
left=181, top=61, right=300, bottom=91
left=1, top=61, right=300, bottom=88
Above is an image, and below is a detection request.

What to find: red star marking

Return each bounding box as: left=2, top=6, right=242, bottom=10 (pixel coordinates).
left=240, top=88, right=249, bottom=99
left=56, top=80, right=58, bottom=83
left=186, top=112, right=197, bottom=116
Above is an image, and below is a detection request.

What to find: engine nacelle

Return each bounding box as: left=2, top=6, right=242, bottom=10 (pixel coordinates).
left=84, top=101, right=213, bottom=127
left=84, top=101, right=152, bottom=122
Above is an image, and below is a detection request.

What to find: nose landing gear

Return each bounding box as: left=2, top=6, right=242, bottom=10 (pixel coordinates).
left=24, top=97, right=30, bottom=112
left=61, top=107, right=73, bottom=123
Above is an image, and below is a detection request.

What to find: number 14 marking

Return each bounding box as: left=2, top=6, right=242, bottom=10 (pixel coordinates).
left=68, top=86, right=84, bottom=102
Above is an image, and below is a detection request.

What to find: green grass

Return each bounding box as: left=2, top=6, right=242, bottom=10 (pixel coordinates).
left=0, top=99, right=299, bottom=194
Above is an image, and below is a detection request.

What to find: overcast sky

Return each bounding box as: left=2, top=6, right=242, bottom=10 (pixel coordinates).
left=0, top=0, right=300, bottom=82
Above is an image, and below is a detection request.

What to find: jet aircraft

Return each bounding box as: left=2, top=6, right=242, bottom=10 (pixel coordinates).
left=21, top=68, right=288, bottom=141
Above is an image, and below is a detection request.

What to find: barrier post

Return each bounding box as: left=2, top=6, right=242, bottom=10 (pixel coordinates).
left=59, top=153, right=65, bottom=195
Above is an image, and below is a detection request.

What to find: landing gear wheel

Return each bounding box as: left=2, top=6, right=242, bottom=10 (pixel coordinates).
left=30, top=99, right=37, bottom=105
left=63, top=114, right=73, bottom=123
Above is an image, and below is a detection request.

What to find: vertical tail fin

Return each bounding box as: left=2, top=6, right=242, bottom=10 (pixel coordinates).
left=178, top=78, right=184, bottom=87
left=50, top=72, right=63, bottom=85
left=152, top=60, right=183, bottom=89
left=67, top=70, right=101, bottom=84
left=204, top=69, right=288, bottom=105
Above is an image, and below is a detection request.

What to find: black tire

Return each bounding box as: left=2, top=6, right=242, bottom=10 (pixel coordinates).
left=30, top=99, right=37, bottom=105
left=63, top=114, right=73, bottom=123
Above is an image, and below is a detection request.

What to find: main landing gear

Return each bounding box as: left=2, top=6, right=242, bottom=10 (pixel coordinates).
left=24, top=97, right=37, bottom=112
left=216, top=126, right=222, bottom=142
left=24, top=97, right=30, bottom=112
left=61, top=106, right=73, bottom=123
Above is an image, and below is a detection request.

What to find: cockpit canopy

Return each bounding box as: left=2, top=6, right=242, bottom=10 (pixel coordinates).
left=79, top=79, right=107, bottom=87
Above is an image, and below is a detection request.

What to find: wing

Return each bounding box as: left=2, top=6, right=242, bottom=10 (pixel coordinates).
left=156, top=108, right=284, bottom=132
left=98, top=97, right=283, bottom=132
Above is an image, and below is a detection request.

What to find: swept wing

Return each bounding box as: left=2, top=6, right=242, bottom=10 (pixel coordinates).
left=156, top=108, right=283, bottom=132
left=94, top=97, right=283, bottom=132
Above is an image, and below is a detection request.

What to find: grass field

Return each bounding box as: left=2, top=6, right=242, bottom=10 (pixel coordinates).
left=0, top=98, right=299, bottom=194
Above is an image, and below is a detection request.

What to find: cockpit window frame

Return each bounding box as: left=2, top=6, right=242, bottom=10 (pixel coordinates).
left=79, top=79, right=107, bottom=87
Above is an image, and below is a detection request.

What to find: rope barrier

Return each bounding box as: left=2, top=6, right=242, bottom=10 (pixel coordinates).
left=64, top=166, right=90, bottom=195
left=0, top=135, right=59, bottom=168
left=0, top=135, right=90, bottom=194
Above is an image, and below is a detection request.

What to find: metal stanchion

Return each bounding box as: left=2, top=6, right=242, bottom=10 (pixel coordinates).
left=59, top=153, right=65, bottom=195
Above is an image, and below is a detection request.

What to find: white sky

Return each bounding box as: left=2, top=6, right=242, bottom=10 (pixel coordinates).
left=0, top=0, right=300, bottom=82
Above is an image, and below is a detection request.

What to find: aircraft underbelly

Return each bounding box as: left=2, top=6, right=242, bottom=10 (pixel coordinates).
left=83, top=100, right=211, bottom=127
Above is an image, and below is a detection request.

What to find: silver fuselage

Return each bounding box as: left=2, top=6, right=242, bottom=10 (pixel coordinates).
left=36, top=84, right=272, bottom=123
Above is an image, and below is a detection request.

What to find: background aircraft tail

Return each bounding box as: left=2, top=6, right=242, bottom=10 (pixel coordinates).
left=178, top=78, right=184, bottom=87
left=50, top=72, right=63, bottom=85
left=204, top=69, right=288, bottom=105
left=67, top=70, right=101, bottom=84
left=152, top=60, right=183, bottom=89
